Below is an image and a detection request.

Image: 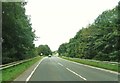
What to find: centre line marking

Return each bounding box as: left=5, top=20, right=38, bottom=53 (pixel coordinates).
left=58, top=63, right=64, bottom=66
left=66, top=68, right=87, bottom=81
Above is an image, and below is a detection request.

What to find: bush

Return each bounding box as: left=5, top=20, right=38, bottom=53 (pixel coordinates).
left=94, top=52, right=110, bottom=61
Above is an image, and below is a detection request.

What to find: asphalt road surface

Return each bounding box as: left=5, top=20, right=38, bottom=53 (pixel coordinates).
left=15, top=56, right=118, bottom=81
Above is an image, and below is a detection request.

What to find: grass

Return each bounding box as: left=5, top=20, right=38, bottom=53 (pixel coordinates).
left=61, top=56, right=118, bottom=72
left=2, top=56, right=43, bottom=81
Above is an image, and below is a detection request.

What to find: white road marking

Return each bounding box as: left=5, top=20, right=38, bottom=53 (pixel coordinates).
left=70, top=61, right=118, bottom=74
left=26, top=57, right=46, bottom=82
left=58, top=63, right=64, bottom=66
left=66, top=68, right=87, bottom=81
left=60, top=57, right=118, bottom=74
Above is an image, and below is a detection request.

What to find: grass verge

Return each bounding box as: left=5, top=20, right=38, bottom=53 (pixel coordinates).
left=61, top=56, right=118, bottom=72
left=2, top=56, right=43, bottom=81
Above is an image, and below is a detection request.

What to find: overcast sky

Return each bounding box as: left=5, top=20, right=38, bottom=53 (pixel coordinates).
left=25, top=0, right=119, bottom=51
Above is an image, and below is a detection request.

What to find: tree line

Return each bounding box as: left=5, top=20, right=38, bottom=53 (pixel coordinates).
left=37, top=45, right=52, bottom=56
left=2, top=2, right=52, bottom=64
left=58, top=2, right=120, bottom=62
left=2, top=2, right=37, bottom=64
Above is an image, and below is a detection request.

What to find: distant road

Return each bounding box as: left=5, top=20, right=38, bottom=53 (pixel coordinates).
left=15, top=56, right=118, bottom=81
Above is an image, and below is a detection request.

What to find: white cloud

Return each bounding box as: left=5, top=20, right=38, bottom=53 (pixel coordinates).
left=25, top=0, right=119, bottom=51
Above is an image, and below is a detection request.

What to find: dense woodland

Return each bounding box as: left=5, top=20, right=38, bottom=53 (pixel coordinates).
left=58, top=2, right=120, bottom=62
left=2, top=2, right=37, bottom=64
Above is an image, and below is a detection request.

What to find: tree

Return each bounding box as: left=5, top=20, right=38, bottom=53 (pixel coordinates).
left=2, top=2, right=36, bottom=64
left=58, top=43, right=67, bottom=56
left=58, top=3, right=119, bottom=61
left=37, top=45, right=52, bottom=56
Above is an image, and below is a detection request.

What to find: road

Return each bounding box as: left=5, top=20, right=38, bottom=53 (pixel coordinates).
left=15, top=56, right=118, bottom=81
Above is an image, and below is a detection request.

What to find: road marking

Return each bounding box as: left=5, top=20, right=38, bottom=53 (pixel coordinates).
left=58, top=63, right=63, bottom=66
left=71, top=61, right=118, bottom=74
left=26, top=57, right=46, bottom=82
left=60, top=57, right=118, bottom=74
left=66, top=68, right=87, bottom=81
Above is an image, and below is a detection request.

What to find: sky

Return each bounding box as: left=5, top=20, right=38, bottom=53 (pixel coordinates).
left=25, top=0, right=119, bottom=51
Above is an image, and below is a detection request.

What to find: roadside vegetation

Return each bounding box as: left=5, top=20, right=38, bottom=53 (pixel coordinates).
left=58, top=2, right=119, bottom=62
left=2, top=2, right=37, bottom=64
left=2, top=1, right=120, bottom=82
left=61, top=56, right=118, bottom=72
left=2, top=56, right=42, bottom=81
left=2, top=2, right=47, bottom=81
left=2, top=2, right=53, bottom=82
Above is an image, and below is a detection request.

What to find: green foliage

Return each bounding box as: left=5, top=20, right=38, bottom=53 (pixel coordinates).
left=58, top=43, right=67, bottom=56
left=2, top=2, right=36, bottom=64
left=62, top=56, right=118, bottom=72
left=58, top=4, right=119, bottom=61
left=2, top=56, right=42, bottom=81
left=37, top=45, right=52, bottom=56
